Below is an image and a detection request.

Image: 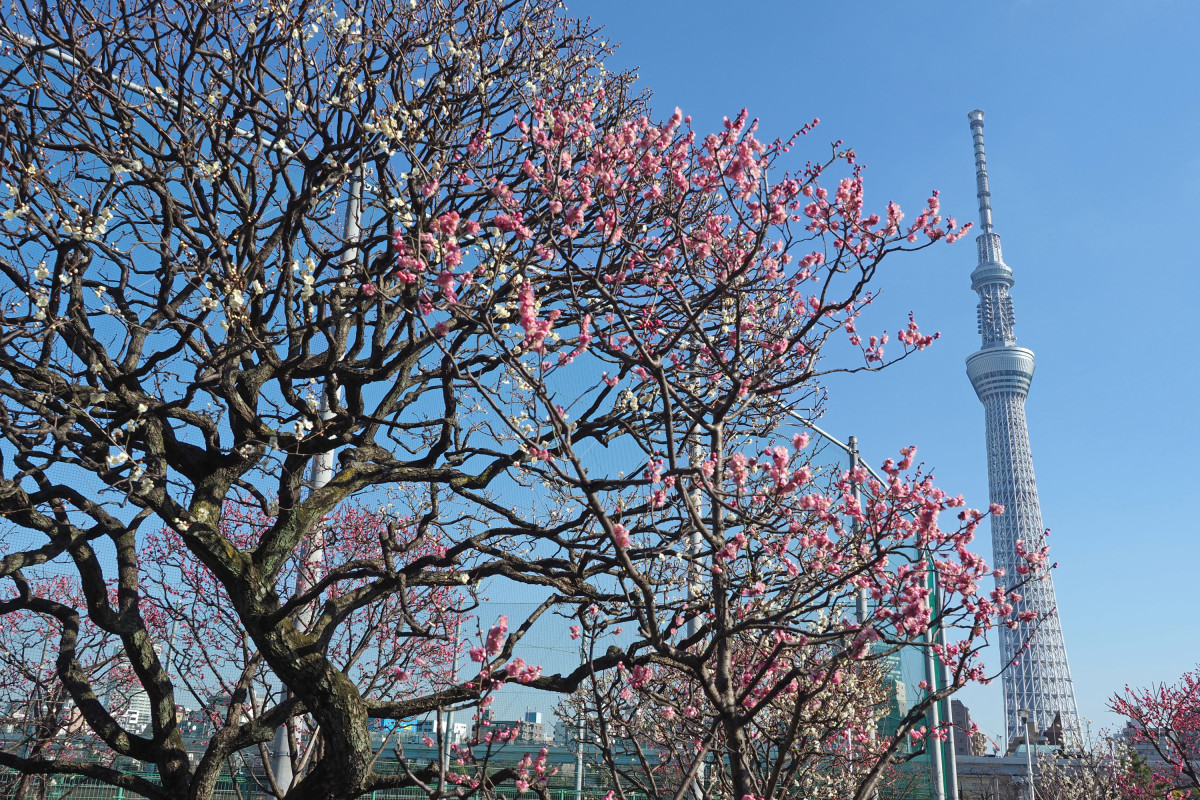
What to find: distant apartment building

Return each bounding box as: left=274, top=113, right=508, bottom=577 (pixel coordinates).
left=951, top=699, right=989, bottom=757
left=1115, top=718, right=1200, bottom=764
left=414, top=717, right=470, bottom=746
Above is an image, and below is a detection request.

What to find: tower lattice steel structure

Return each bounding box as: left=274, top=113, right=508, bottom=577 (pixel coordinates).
left=965, top=110, right=1081, bottom=748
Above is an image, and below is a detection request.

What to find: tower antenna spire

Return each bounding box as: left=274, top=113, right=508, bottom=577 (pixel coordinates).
left=968, top=109, right=993, bottom=233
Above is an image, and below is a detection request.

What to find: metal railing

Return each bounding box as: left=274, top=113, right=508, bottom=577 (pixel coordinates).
left=0, top=771, right=642, bottom=800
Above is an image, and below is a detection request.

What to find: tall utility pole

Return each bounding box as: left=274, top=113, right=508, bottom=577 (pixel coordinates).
left=270, top=166, right=364, bottom=792
left=936, top=619, right=960, bottom=800
left=440, top=618, right=462, bottom=785
left=923, top=626, right=947, bottom=800
left=847, top=436, right=868, bottom=627
left=575, top=628, right=588, bottom=800
left=964, top=110, right=1080, bottom=749
left=685, top=418, right=707, bottom=800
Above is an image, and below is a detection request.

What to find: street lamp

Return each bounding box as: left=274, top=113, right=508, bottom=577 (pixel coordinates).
left=1017, top=709, right=1035, bottom=800
left=785, top=413, right=958, bottom=800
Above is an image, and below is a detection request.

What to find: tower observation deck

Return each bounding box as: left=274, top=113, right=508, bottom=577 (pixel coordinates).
left=965, top=110, right=1081, bottom=748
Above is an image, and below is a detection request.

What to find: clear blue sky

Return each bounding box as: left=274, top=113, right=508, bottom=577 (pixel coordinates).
left=567, top=0, right=1200, bottom=746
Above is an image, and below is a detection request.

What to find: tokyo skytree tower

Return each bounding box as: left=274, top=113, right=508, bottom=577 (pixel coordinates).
left=964, top=110, right=1081, bottom=748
